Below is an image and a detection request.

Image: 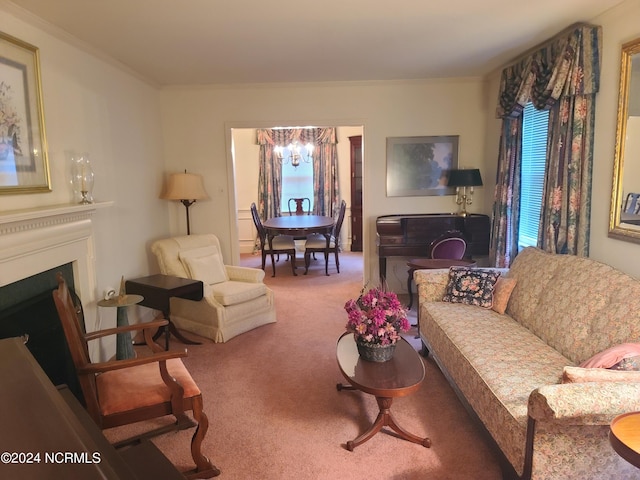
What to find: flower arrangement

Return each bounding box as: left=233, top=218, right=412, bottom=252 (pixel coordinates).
left=344, top=287, right=410, bottom=346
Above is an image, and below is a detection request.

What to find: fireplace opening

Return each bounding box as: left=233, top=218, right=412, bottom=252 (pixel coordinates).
left=0, top=264, right=84, bottom=404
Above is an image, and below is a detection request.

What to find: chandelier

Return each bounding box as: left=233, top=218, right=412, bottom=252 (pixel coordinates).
left=274, top=141, right=313, bottom=168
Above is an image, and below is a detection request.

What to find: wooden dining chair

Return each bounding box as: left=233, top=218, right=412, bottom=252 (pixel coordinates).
left=52, top=272, right=220, bottom=479
left=287, top=198, right=311, bottom=215
left=250, top=202, right=297, bottom=276
left=303, top=200, right=346, bottom=276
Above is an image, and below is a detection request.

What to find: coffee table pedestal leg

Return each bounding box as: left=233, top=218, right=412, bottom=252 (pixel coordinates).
left=344, top=395, right=431, bottom=451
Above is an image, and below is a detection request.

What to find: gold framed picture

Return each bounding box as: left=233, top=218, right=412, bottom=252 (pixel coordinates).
left=0, top=31, right=50, bottom=194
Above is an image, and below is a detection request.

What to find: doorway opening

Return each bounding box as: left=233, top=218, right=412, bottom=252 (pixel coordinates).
left=229, top=125, right=364, bottom=277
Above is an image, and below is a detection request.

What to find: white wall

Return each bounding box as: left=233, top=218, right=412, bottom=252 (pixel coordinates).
left=0, top=8, right=170, bottom=303
left=579, top=0, right=640, bottom=277
left=160, top=79, right=488, bottom=289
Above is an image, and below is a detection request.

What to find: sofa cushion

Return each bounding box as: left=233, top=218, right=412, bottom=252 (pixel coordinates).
left=420, top=301, right=570, bottom=475
left=507, top=248, right=640, bottom=365
left=562, top=366, right=640, bottom=383
left=97, top=358, right=200, bottom=416
left=208, top=281, right=267, bottom=306
left=442, top=267, right=501, bottom=308
left=491, top=277, right=517, bottom=314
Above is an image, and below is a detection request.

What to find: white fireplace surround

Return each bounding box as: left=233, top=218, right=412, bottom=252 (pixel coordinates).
left=0, top=202, right=112, bottom=357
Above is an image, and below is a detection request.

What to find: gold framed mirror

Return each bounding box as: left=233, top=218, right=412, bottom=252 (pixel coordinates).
left=610, top=37, right=640, bottom=242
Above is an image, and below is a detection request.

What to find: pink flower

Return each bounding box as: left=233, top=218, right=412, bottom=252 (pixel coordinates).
left=344, top=287, right=409, bottom=345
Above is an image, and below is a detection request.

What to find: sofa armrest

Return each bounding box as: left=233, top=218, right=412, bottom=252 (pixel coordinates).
left=414, top=269, right=450, bottom=303
left=528, top=382, right=640, bottom=425
left=225, top=265, right=265, bottom=283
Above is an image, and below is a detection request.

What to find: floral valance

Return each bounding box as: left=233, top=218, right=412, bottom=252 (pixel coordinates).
left=496, top=23, right=602, bottom=118
left=256, top=127, right=337, bottom=146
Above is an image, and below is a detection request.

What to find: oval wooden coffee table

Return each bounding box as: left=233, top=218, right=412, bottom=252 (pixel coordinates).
left=336, top=332, right=431, bottom=451
left=610, top=411, right=640, bottom=468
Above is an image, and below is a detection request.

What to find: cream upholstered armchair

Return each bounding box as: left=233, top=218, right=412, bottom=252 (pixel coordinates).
left=151, top=234, right=276, bottom=343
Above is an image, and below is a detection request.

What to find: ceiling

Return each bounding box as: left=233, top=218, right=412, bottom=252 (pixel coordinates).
left=4, top=0, right=625, bottom=86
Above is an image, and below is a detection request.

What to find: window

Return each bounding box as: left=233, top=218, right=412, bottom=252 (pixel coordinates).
left=279, top=144, right=314, bottom=214
left=518, top=103, right=549, bottom=250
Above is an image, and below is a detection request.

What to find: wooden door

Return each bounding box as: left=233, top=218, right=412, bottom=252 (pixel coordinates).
left=349, top=135, right=363, bottom=252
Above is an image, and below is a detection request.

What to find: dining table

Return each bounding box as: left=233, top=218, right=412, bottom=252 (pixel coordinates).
left=262, top=215, right=335, bottom=274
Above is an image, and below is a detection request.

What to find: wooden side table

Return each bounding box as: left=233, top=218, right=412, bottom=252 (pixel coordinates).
left=610, top=411, right=640, bottom=468
left=97, top=293, right=143, bottom=360
left=406, top=258, right=477, bottom=310
left=125, top=274, right=203, bottom=349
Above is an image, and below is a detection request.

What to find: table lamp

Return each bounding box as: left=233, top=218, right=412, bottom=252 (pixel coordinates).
left=162, top=170, right=209, bottom=235
left=447, top=168, right=483, bottom=217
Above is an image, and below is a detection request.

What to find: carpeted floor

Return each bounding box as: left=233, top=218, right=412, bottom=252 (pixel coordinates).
left=106, top=251, right=503, bottom=479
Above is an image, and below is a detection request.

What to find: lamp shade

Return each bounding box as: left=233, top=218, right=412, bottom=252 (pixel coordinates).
left=162, top=172, right=209, bottom=201
left=447, top=169, right=483, bottom=187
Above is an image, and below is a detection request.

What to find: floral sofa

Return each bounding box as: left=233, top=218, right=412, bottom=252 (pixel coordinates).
left=415, top=247, right=640, bottom=480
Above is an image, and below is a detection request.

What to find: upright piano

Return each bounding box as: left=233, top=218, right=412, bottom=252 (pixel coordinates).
left=376, top=213, right=491, bottom=281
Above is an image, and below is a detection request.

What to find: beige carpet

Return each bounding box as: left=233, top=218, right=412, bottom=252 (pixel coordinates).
left=106, top=252, right=502, bottom=479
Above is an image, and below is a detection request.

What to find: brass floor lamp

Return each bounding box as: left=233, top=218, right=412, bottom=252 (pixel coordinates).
left=162, top=171, right=209, bottom=235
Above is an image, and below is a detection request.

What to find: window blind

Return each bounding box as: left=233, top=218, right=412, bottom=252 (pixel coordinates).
left=518, top=103, right=549, bottom=249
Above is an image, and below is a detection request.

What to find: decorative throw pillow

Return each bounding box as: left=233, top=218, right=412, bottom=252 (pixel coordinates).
left=179, top=245, right=218, bottom=261
left=611, top=355, right=640, bottom=371
left=491, top=277, right=517, bottom=314
left=182, top=253, right=228, bottom=285
left=579, top=343, right=640, bottom=369
left=442, top=267, right=501, bottom=308
left=179, top=246, right=218, bottom=275
left=561, top=365, right=640, bottom=384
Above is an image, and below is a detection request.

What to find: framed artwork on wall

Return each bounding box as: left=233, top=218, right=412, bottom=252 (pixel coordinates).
left=0, top=31, right=50, bottom=194
left=386, top=135, right=459, bottom=197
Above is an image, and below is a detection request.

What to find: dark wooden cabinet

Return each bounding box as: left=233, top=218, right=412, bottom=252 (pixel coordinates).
left=349, top=135, right=363, bottom=252
left=376, top=213, right=491, bottom=282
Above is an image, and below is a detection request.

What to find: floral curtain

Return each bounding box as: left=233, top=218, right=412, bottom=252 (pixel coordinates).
left=491, top=116, right=522, bottom=268
left=256, top=129, right=283, bottom=221
left=255, top=127, right=340, bottom=219
left=540, top=95, right=595, bottom=255
left=491, top=23, right=601, bottom=266
left=310, top=128, right=340, bottom=217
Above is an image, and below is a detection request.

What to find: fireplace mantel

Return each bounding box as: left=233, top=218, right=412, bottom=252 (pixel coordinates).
left=0, top=201, right=113, bottom=235
left=0, top=200, right=113, bottom=307
left=0, top=201, right=114, bottom=361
